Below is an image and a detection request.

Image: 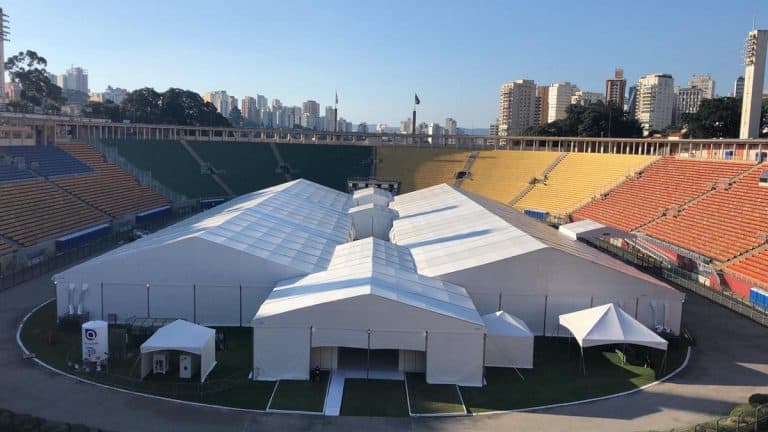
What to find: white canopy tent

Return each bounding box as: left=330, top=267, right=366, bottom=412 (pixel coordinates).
left=352, top=187, right=393, bottom=207
left=559, top=303, right=668, bottom=374
left=140, top=320, right=217, bottom=382
left=482, top=311, right=534, bottom=369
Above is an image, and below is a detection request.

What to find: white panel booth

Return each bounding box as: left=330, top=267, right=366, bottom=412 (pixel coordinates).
left=140, top=320, right=217, bottom=383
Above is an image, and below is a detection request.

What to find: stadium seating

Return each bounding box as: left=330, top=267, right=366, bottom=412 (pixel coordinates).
left=642, top=163, right=767, bottom=262
left=376, top=147, right=470, bottom=193
left=574, top=158, right=754, bottom=232
left=460, top=150, right=560, bottom=203
left=0, top=238, right=15, bottom=256
left=0, top=145, right=92, bottom=177
left=724, top=249, right=768, bottom=287
left=55, top=142, right=170, bottom=218
left=514, top=153, right=656, bottom=215
left=101, top=139, right=226, bottom=198
left=189, top=141, right=284, bottom=195
left=276, top=143, right=373, bottom=192
left=0, top=163, right=35, bottom=183
left=0, top=179, right=110, bottom=246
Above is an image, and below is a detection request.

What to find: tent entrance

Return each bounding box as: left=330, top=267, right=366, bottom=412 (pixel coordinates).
left=337, top=348, right=402, bottom=380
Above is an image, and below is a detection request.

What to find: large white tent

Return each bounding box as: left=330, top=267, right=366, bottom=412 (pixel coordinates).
left=482, top=311, right=534, bottom=369
left=252, top=238, right=486, bottom=386
left=558, top=303, right=669, bottom=350
left=389, top=184, right=684, bottom=336
left=53, top=180, right=355, bottom=325
left=140, top=320, right=216, bottom=382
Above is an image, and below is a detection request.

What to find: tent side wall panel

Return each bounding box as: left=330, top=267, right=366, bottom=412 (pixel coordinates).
left=148, top=284, right=194, bottom=322
left=426, top=332, right=484, bottom=387
left=102, top=283, right=148, bottom=322
left=484, top=334, right=534, bottom=368
left=252, top=327, right=310, bottom=381
left=195, top=285, right=240, bottom=326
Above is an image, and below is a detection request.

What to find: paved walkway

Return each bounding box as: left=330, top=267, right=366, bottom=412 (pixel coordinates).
left=1, top=270, right=767, bottom=432
left=324, top=371, right=344, bottom=416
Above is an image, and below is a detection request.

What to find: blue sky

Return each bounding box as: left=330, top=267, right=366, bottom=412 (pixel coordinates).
left=3, top=0, right=767, bottom=128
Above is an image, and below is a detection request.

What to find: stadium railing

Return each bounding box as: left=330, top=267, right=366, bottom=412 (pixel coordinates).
left=585, top=238, right=768, bottom=328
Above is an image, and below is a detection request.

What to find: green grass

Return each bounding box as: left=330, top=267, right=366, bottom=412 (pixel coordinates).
left=460, top=336, right=689, bottom=413
left=340, top=379, right=409, bottom=417
left=189, top=141, right=285, bottom=195
left=102, top=139, right=225, bottom=198
left=20, top=301, right=275, bottom=410
left=276, top=144, right=373, bottom=191
left=268, top=371, right=329, bottom=413
left=405, top=373, right=465, bottom=415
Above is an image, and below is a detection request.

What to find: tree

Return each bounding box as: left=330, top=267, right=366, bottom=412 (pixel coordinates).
left=684, top=97, right=741, bottom=139
left=228, top=106, right=243, bottom=127
left=122, top=87, right=229, bottom=127
left=523, top=101, right=641, bottom=138
left=82, top=100, right=122, bottom=122
left=5, top=50, right=65, bottom=111
left=122, top=87, right=162, bottom=123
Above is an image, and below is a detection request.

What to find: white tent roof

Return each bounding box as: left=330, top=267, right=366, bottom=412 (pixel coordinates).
left=56, top=179, right=354, bottom=279
left=482, top=311, right=533, bottom=337
left=140, top=320, right=215, bottom=354
left=558, top=219, right=631, bottom=241
left=256, top=237, right=483, bottom=325
left=352, top=187, right=393, bottom=206
left=389, top=184, right=548, bottom=276
left=558, top=304, right=668, bottom=350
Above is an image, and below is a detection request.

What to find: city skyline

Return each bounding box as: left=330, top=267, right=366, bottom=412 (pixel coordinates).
left=3, top=0, right=767, bottom=127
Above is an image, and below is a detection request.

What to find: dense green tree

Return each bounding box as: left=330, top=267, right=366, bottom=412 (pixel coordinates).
left=5, top=50, right=65, bottom=111
left=122, top=87, right=162, bottom=123
left=228, top=106, right=243, bottom=126
left=523, top=101, right=641, bottom=138
left=82, top=100, right=122, bottom=122
left=122, top=87, right=229, bottom=126
left=683, top=97, right=741, bottom=139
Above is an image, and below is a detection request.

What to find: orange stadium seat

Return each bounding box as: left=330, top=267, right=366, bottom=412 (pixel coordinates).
left=641, top=163, right=767, bottom=262
left=54, top=142, right=170, bottom=217
left=0, top=179, right=110, bottom=246
left=574, top=157, right=754, bottom=232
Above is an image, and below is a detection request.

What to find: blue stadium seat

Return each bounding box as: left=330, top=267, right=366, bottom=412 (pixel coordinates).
left=0, top=164, right=35, bottom=183
left=0, top=145, right=92, bottom=177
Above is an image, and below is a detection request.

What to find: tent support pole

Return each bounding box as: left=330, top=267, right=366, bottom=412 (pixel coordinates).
left=580, top=346, right=586, bottom=376
left=513, top=367, right=524, bottom=381
left=660, top=350, right=668, bottom=376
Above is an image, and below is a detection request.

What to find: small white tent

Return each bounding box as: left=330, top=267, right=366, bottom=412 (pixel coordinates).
left=140, top=320, right=217, bottom=382
left=482, top=311, right=534, bottom=369
left=558, top=303, right=668, bottom=350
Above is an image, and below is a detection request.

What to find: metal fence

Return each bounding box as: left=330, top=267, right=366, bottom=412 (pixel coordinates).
left=585, top=238, right=768, bottom=328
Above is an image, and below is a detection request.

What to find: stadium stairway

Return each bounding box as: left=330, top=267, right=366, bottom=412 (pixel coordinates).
left=508, top=152, right=566, bottom=206
left=270, top=142, right=293, bottom=182
left=453, top=150, right=478, bottom=188
left=179, top=140, right=235, bottom=197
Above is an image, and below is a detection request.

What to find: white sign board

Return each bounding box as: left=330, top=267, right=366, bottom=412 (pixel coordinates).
left=82, top=320, right=109, bottom=362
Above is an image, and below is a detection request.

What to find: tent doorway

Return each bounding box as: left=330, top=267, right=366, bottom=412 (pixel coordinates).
left=337, top=347, right=402, bottom=380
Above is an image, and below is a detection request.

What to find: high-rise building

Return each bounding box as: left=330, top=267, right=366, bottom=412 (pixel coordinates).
left=357, top=122, right=369, bottom=133
left=302, top=100, right=320, bottom=116
left=89, top=86, right=128, bottom=105
left=203, top=91, right=231, bottom=117
left=444, top=118, right=457, bottom=135
left=241, top=96, right=260, bottom=123
left=400, top=119, right=412, bottom=134
left=58, top=66, right=89, bottom=94
left=489, top=123, right=499, bottom=136
left=688, top=74, right=716, bottom=99
left=497, top=80, right=537, bottom=136
left=675, top=87, right=704, bottom=123
left=300, top=112, right=316, bottom=129
left=547, top=82, right=578, bottom=122
left=0, top=8, right=8, bottom=100
left=271, top=99, right=283, bottom=111
left=228, top=96, right=238, bottom=116
left=261, top=108, right=274, bottom=128
left=635, top=73, right=675, bottom=133
left=733, top=76, right=745, bottom=98
left=376, top=124, right=388, bottom=133
left=740, top=30, right=768, bottom=139
left=324, top=106, right=335, bottom=131
left=605, top=68, right=626, bottom=108
left=535, top=86, right=549, bottom=124
left=256, top=94, right=268, bottom=111
left=571, top=91, right=604, bottom=106
left=4, top=82, right=21, bottom=101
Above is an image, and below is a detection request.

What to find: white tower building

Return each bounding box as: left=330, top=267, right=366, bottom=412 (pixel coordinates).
left=740, top=30, right=768, bottom=139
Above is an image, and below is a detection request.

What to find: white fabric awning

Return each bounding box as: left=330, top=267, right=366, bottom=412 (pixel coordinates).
left=558, top=219, right=631, bottom=241
left=482, top=311, right=533, bottom=337
left=140, top=320, right=217, bottom=382
left=558, top=303, right=668, bottom=350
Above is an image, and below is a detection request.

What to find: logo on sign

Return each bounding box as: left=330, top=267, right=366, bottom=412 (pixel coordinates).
left=84, top=329, right=97, bottom=341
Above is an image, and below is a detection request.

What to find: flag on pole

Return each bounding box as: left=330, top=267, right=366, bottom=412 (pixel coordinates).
left=335, top=92, right=338, bottom=105
left=414, top=93, right=420, bottom=105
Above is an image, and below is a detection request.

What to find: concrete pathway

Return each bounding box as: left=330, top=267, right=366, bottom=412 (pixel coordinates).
left=324, top=370, right=345, bottom=416
left=1, top=269, right=767, bottom=431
